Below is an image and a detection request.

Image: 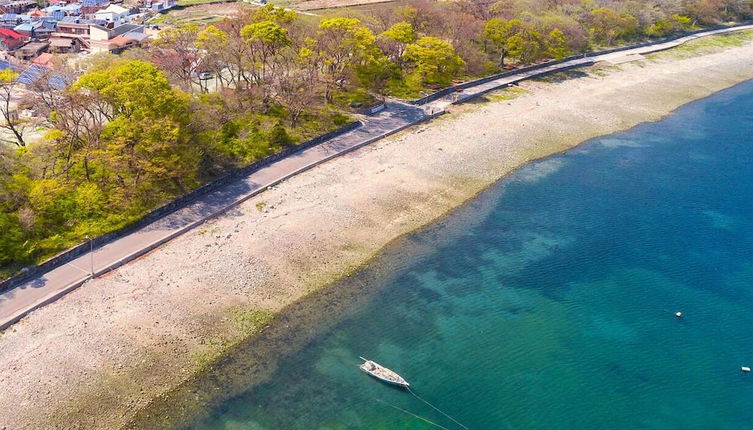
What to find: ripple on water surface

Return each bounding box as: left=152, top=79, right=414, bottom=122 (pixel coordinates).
left=189, top=81, right=753, bottom=430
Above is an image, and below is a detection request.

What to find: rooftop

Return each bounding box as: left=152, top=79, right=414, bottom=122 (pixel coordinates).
left=19, top=41, right=48, bottom=50
left=97, top=4, right=127, bottom=14
left=32, top=52, right=53, bottom=66
left=80, top=0, right=108, bottom=7
left=0, top=28, right=22, bottom=38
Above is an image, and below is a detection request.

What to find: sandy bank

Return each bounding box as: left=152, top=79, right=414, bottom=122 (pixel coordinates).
left=1, top=34, right=753, bottom=429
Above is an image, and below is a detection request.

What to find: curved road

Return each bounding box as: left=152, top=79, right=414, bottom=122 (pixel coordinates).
left=1, top=24, right=751, bottom=330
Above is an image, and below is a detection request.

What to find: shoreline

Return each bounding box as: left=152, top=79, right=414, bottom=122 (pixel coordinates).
left=1, top=33, right=753, bottom=429
left=126, top=159, right=510, bottom=429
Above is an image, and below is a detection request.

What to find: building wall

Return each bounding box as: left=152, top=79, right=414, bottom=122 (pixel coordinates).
left=89, top=42, right=109, bottom=54
left=89, top=25, right=109, bottom=42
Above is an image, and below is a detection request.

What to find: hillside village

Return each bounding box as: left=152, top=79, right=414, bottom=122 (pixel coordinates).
left=0, top=0, right=174, bottom=74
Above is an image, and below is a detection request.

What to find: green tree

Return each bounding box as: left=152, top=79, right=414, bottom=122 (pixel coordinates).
left=316, top=17, right=386, bottom=102
left=672, top=14, right=695, bottom=30
left=645, top=20, right=676, bottom=37
left=241, top=20, right=292, bottom=89
left=68, top=60, right=200, bottom=209
left=379, top=22, right=417, bottom=65
left=506, top=29, right=545, bottom=65
left=0, top=146, right=29, bottom=268
left=249, top=3, right=297, bottom=24
left=483, top=18, right=512, bottom=66
left=403, top=36, right=464, bottom=86
left=589, top=7, right=640, bottom=46
left=269, top=120, right=292, bottom=147
left=545, top=28, right=571, bottom=59
left=195, top=25, right=230, bottom=89
left=381, top=21, right=416, bottom=44
left=0, top=69, right=29, bottom=147
left=195, top=24, right=228, bottom=49
left=241, top=20, right=290, bottom=47
left=484, top=19, right=545, bottom=66
left=0, top=212, right=25, bottom=267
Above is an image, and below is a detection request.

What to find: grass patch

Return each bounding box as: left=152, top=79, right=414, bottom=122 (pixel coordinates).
left=189, top=308, right=273, bottom=373
left=191, top=337, right=230, bottom=373
left=485, top=86, right=530, bottom=102
left=648, top=29, right=753, bottom=59
left=231, top=308, right=274, bottom=333
left=589, top=63, right=622, bottom=77
left=531, top=69, right=590, bottom=84
left=150, top=12, right=227, bottom=26
left=197, top=96, right=352, bottom=167
left=150, top=1, right=243, bottom=27
left=255, top=201, right=266, bottom=212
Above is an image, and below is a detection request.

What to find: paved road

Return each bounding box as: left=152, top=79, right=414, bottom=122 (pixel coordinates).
left=0, top=101, right=427, bottom=329
left=1, top=24, right=751, bottom=330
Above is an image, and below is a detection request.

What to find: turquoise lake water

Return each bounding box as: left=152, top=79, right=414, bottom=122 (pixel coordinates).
left=189, top=80, right=753, bottom=430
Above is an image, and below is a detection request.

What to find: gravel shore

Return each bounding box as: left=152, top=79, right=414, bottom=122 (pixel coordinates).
left=1, top=36, right=752, bottom=429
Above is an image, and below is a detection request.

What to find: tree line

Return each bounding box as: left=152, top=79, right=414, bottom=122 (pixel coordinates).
left=0, top=0, right=750, bottom=277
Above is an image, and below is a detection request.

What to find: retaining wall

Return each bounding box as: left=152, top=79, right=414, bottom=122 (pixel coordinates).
left=409, top=23, right=748, bottom=106
left=0, top=121, right=361, bottom=293
left=3, top=22, right=751, bottom=293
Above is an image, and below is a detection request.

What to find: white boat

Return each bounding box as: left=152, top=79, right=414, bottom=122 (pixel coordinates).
left=359, top=357, right=410, bottom=388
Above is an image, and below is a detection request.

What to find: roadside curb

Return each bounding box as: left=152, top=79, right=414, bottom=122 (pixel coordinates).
left=0, top=276, right=90, bottom=331
left=1, top=23, right=751, bottom=330
left=0, top=111, right=444, bottom=329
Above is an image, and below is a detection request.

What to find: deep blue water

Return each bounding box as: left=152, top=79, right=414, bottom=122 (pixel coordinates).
left=189, top=80, right=753, bottom=429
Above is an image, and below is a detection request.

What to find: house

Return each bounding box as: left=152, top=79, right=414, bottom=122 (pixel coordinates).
left=44, top=4, right=81, bottom=20
left=15, top=40, right=47, bottom=60
left=145, top=0, right=175, bottom=12
left=89, top=23, right=148, bottom=54
left=101, top=33, right=139, bottom=52
left=0, top=27, right=24, bottom=50
left=12, top=21, right=34, bottom=37
left=0, top=55, right=66, bottom=89
left=13, top=19, right=55, bottom=38
left=27, top=8, right=46, bottom=18
left=0, top=0, right=35, bottom=15
left=31, top=51, right=53, bottom=66
left=80, top=0, right=109, bottom=16
left=15, top=63, right=54, bottom=86
left=49, top=17, right=93, bottom=51
left=0, top=13, right=21, bottom=28
left=93, top=4, right=129, bottom=26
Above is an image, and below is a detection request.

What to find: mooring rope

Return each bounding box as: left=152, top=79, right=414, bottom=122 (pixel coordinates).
left=376, top=398, right=452, bottom=430
left=407, top=386, right=469, bottom=430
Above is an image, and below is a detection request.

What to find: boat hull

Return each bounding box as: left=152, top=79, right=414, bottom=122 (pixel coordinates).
left=359, top=358, right=410, bottom=388
left=365, top=371, right=410, bottom=388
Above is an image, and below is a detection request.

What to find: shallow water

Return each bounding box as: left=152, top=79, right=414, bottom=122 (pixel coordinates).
left=188, top=80, right=753, bottom=430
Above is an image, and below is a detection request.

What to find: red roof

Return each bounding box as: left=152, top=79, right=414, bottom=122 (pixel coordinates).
left=33, top=52, right=54, bottom=67
left=0, top=29, right=23, bottom=40
left=109, top=36, right=136, bottom=47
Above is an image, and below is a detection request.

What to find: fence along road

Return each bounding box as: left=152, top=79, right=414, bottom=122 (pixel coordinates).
left=1, top=24, right=752, bottom=330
